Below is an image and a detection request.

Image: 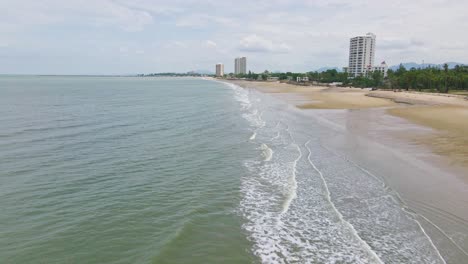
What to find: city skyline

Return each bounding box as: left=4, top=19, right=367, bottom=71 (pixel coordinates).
left=1, top=1, right=468, bottom=75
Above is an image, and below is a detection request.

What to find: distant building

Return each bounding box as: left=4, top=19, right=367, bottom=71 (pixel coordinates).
left=366, top=61, right=388, bottom=78
left=215, top=63, right=224, bottom=77
left=346, top=33, right=376, bottom=77
left=296, top=76, right=309, bottom=82
left=234, top=57, right=247, bottom=75
left=267, top=76, right=279, bottom=82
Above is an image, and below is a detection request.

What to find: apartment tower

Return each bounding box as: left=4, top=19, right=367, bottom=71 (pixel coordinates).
left=347, top=33, right=376, bottom=77
left=215, top=63, right=224, bottom=77
left=234, top=57, right=247, bottom=75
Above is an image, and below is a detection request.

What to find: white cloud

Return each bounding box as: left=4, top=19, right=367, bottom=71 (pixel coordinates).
left=379, top=39, right=425, bottom=51
left=0, top=0, right=154, bottom=32
left=173, top=41, right=187, bottom=48
left=205, top=40, right=217, bottom=48
left=175, top=14, right=235, bottom=28
left=239, top=35, right=291, bottom=53
left=85, top=1, right=154, bottom=32
left=1, top=0, right=468, bottom=74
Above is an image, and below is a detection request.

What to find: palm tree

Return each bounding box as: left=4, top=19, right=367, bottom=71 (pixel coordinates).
left=444, top=63, right=449, bottom=93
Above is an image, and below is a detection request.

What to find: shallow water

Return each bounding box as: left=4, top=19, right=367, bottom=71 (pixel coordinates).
left=228, top=83, right=454, bottom=263
left=0, top=77, right=255, bottom=263
left=0, top=76, right=465, bottom=263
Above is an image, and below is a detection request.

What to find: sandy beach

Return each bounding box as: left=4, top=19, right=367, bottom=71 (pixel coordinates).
left=229, top=80, right=395, bottom=109
left=225, top=79, right=468, bottom=262
left=228, top=80, right=468, bottom=169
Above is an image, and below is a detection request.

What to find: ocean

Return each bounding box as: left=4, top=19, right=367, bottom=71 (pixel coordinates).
left=0, top=76, right=455, bottom=263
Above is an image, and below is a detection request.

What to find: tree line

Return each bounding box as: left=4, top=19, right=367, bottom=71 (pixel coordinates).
left=230, top=64, right=468, bottom=93
left=386, top=64, right=468, bottom=93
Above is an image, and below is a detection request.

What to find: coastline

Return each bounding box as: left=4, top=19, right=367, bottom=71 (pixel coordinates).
left=225, top=80, right=468, bottom=170
left=221, top=79, right=468, bottom=262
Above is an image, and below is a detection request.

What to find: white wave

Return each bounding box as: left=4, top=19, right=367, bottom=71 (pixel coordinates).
left=319, top=143, right=451, bottom=263
left=271, top=131, right=280, bottom=141
left=280, top=143, right=301, bottom=214
left=249, top=132, right=257, bottom=140
left=240, top=139, right=382, bottom=263
left=224, top=82, right=251, bottom=110
left=225, top=80, right=386, bottom=263
left=260, top=143, right=273, bottom=161
left=305, top=140, right=384, bottom=264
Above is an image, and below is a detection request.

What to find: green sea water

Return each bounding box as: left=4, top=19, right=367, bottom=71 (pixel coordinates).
left=0, top=76, right=255, bottom=263
left=0, top=76, right=455, bottom=264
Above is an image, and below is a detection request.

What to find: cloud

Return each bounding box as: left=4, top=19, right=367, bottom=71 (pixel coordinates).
left=379, top=39, right=425, bottom=51
left=86, top=1, right=154, bottom=32
left=205, top=40, right=217, bottom=48
left=1, top=0, right=468, bottom=74
left=173, top=41, right=187, bottom=48
left=0, top=0, right=154, bottom=33
left=238, top=35, right=291, bottom=53
left=175, top=14, right=235, bottom=28
left=439, top=42, right=465, bottom=50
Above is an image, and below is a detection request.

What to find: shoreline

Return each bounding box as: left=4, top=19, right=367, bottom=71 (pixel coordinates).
left=222, top=79, right=468, bottom=262
left=225, top=80, right=468, bottom=170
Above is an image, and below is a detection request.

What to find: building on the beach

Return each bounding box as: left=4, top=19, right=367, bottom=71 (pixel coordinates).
left=296, top=76, right=309, bottom=82
left=346, top=33, right=376, bottom=77
left=234, top=57, right=247, bottom=75
left=365, top=61, right=388, bottom=78
left=215, top=63, right=224, bottom=77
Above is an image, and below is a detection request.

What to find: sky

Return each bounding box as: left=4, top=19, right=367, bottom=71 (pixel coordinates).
left=1, top=0, right=467, bottom=75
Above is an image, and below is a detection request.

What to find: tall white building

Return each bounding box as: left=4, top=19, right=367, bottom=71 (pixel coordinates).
left=215, top=63, right=224, bottom=77
left=347, top=33, right=376, bottom=77
left=234, top=57, right=247, bottom=75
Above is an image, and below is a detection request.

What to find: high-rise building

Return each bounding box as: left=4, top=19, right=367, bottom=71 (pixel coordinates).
left=234, top=57, right=247, bottom=75
left=215, top=63, right=224, bottom=77
left=347, top=33, right=376, bottom=77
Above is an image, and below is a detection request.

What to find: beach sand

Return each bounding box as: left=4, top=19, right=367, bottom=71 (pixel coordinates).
left=229, top=80, right=468, bottom=168
left=225, top=79, right=468, bottom=262
left=389, top=106, right=468, bottom=167
left=370, top=91, right=468, bottom=168
left=230, top=80, right=395, bottom=109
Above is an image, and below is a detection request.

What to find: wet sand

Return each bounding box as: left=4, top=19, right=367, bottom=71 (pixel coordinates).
left=389, top=106, right=468, bottom=167
left=229, top=80, right=468, bottom=168
left=230, top=80, right=395, bottom=109
left=369, top=91, right=468, bottom=168
left=225, top=79, right=468, bottom=262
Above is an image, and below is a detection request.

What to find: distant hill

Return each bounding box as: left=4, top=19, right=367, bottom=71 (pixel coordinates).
left=314, top=67, right=343, bottom=73
left=389, top=62, right=466, bottom=71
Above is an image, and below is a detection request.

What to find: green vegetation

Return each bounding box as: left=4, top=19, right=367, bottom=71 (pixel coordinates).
left=235, top=69, right=350, bottom=84
left=386, top=64, right=468, bottom=93
left=229, top=64, right=468, bottom=93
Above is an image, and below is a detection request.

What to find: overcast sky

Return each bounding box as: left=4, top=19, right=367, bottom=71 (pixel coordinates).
left=1, top=0, right=467, bottom=74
